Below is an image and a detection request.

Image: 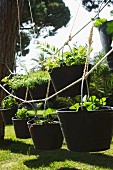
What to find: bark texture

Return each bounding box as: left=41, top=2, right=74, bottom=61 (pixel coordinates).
left=0, top=0, right=24, bottom=138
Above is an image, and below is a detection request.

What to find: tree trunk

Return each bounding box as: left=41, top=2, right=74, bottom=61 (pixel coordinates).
left=0, top=0, right=24, bottom=139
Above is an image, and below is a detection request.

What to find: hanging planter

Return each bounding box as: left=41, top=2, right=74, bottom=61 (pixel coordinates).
left=28, top=112, right=63, bottom=150
left=0, top=96, right=18, bottom=125
left=94, top=19, right=113, bottom=71
left=1, top=71, right=54, bottom=100
left=57, top=96, right=113, bottom=152
left=29, top=81, right=54, bottom=100
left=50, top=64, right=91, bottom=97
left=12, top=103, right=35, bottom=139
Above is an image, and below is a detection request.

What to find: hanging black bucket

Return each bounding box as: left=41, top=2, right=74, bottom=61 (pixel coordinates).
left=57, top=107, right=113, bottom=152
left=1, top=108, right=17, bottom=125
left=28, top=82, right=55, bottom=100
left=50, top=64, right=91, bottom=97
left=97, top=21, right=113, bottom=71
left=28, top=118, right=64, bottom=150
left=12, top=117, right=32, bottom=139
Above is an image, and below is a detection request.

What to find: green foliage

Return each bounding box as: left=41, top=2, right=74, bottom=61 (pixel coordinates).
left=82, top=0, right=113, bottom=12
left=33, top=41, right=61, bottom=70
left=106, top=20, right=113, bottom=34
left=16, top=0, right=71, bottom=56
left=1, top=96, right=18, bottom=109
left=63, top=45, right=88, bottom=66
left=51, top=96, right=77, bottom=109
left=37, top=42, right=88, bottom=70
left=1, top=71, right=50, bottom=90
left=94, top=18, right=107, bottom=27
left=90, top=51, right=113, bottom=98
left=34, top=108, right=56, bottom=125
left=16, top=108, right=30, bottom=120
left=70, top=95, right=106, bottom=111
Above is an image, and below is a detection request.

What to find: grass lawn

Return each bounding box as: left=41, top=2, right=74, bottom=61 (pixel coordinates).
left=0, top=125, right=113, bottom=170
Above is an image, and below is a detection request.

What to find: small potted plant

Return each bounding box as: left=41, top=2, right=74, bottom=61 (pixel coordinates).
left=1, top=95, right=18, bottom=125
left=57, top=95, right=113, bottom=152
left=1, top=71, right=54, bottom=100
left=27, top=108, right=63, bottom=150
left=12, top=106, right=34, bottom=139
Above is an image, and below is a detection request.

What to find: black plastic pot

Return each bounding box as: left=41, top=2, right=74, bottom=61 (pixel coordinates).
left=28, top=119, right=63, bottom=150
left=14, top=87, right=28, bottom=100
left=97, top=21, right=113, bottom=71
left=12, top=116, right=34, bottom=139
left=57, top=107, right=113, bottom=152
left=29, top=82, right=55, bottom=100
left=1, top=108, right=17, bottom=125
left=50, top=64, right=91, bottom=97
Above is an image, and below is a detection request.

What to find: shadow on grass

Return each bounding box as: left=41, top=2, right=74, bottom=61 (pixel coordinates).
left=57, top=168, right=79, bottom=170
left=0, top=139, right=36, bottom=155
left=24, top=148, right=113, bottom=169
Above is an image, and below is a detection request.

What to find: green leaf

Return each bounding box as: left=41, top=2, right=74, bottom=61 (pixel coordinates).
left=70, top=103, right=80, bottom=111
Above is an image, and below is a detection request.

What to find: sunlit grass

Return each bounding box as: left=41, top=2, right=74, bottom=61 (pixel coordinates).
left=0, top=125, right=113, bottom=169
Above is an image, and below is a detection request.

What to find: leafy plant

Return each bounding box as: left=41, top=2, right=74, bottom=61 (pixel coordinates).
left=34, top=108, right=57, bottom=125
left=93, top=18, right=107, bottom=27
left=70, top=95, right=106, bottom=111
left=90, top=51, right=113, bottom=98
left=1, top=96, right=18, bottom=109
left=1, top=71, right=50, bottom=90
left=36, top=41, right=89, bottom=70
left=16, top=108, right=30, bottom=120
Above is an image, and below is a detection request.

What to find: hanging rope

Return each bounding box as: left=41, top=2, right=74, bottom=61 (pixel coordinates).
left=54, top=0, right=111, bottom=55
left=69, top=0, right=82, bottom=37
left=81, top=25, right=94, bottom=105
left=0, top=0, right=111, bottom=104
left=28, top=0, right=36, bottom=37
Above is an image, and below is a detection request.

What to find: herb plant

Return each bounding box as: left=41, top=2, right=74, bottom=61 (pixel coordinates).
left=1, top=71, right=50, bottom=90
left=16, top=108, right=30, bottom=120
left=34, top=108, right=56, bottom=125
left=1, top=96, right=18, bottom=109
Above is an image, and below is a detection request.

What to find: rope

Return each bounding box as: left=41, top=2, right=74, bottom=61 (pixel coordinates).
left=54, top=0, right=110, bottom=55
left=81, top=25, right=94, bottom=105
left=44, top=79, right=51, bottom=111
left=69, top=0, right=82, bottom=36
left=1, top=48, right=113, bottom=103
left=0, top=0, right=111, bottom=105
left=28, top=0, right=35, bottom=35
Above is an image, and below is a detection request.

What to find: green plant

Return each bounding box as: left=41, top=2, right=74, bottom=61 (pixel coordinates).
left=1, top=71, right=50, bottom=90
left=16, top=108, right=30, bottom=120
left=1, top=96, right=18, bottom=109
left=93, top=18, right=107, bottom=27
left=36, top=41, right=89, bottom=70
left=90, top=51, right=113, bottom=98
left=34, top=108, right=56, bottom=125
left=70, top=95, right=106, bottom=111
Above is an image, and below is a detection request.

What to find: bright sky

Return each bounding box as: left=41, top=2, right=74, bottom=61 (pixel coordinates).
left=16, top=0, right=113, bottom=74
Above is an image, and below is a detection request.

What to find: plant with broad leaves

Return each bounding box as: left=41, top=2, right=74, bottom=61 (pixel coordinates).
left=34, top=108, right=57, bottom=125
left=70, top=95, right=106, bottom=111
